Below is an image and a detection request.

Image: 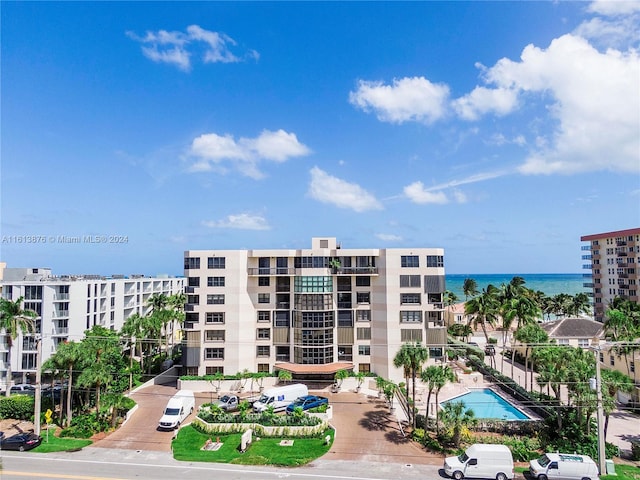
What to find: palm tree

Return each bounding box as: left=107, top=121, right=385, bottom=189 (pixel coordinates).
left=462, top=278, right=479, bottom=301
left=121, top=313, right=145, bottom=388
left=334, top=369, right=349, bottom=389
left=440, top=400, right=476, bottom=447
left=568, top=293, right=591, bottom=318
left=465, top=285, right=500, bottom=343
left=278, top=369, right=292, bottom=384
left=393, top=342, right=429, bottom=427
left=421, top=365, right=456, bottom=435
left=77, top=325, right=119, bottom=411
left=601, top=368, right=634, bottom=439
left=513, top=323, right=549, bottom=391
left=0, top=297, right=37, bottom=396
left=166, top=292, right=186, bottom=356
left=45, top=340, right=83, bottom=427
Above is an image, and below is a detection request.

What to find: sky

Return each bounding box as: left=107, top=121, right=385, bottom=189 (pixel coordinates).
left=1, top=1, right=639, bottom=276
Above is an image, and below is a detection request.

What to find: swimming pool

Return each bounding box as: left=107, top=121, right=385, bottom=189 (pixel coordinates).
left=440, top=388, right=530, bottom=420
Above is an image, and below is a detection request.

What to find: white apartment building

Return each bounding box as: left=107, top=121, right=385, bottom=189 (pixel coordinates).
left=0, top=267, right=184, bottom=389
left=182, top=237, right=447, bottom=383
left=581, top=227, right=640, bottom=323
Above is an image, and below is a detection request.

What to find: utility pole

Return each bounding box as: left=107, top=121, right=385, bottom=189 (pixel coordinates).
left=34, top=335, right=42, bottom=436
left=592, top=343, right=606, bottom=475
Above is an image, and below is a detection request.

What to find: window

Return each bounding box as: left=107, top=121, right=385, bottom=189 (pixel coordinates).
left=338, top=310, right=353, bottom=327
left=258, top=257, right=271, bottom=274
left=207, top=277, right=225, bottom=287
left=184, top=257, right=200, bottom=270
left=257, top=345, right=270, bottom=357
left=188, top=277, right=200, bottom=287
left=24, top=286, right=43, bottom=300
left=358, top=345, right=370, bottom=356
left=205, top=312, right=225, bottom=324
left=207, top=257, right=226, bottom=269
left=274, top=311, right=290, bottom=327
left=355, top=276, right=370, bottom=287
left=557, top=339, right=570, bottom=345
left=258, top=277, right=270, bottom=287
left=187, top=295, right=199, bottom=305
left=258, top=293, right=270, bottom=304
left=610, top=355, right=615, bottom=366
left=578, top=339, right=589, bottom=348
left=338, top=345, right=353, bottom=361
left=356, top=292, right=370, bottom=304
left=400, top=311, right=422, bottom=323
left=276, top=257, right=289, bottom=274
left=401, top=293, right=421, bottom=304
left=257, top=363, right=270, bottom=373
left=207, top=294, right=225, bottom=305
left=205, top=330, right=225, bottom=342
left=401, top=255, right=419, bottom=267
left=357, top=327, right=371, bottom=340
left=294, top=276, right=333, bottom=293
left=599, top=352, right=604, bottom=363
left=631, top=361, right=635, bottom=373
left=400, top=275, right=421, bottom=288
left=257, top=311, right=270, bottom=322
left=257, top=328, right=271, bottom=340
left=401, top=329, right=423, bottom=342
left=206, top=366, right=223, bottom=375
left=359, top=363, right=371, bottom=374
left=356, top=310, right=371, bottom=322
left=204, top=348, right=224, bottom=360
left=426, top=255, right=444, bottom=268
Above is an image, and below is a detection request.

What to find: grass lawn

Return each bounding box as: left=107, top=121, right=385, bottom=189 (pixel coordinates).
left=172, top=425, right=334, bottom=466
left=33, top=429, right=93, bottom=453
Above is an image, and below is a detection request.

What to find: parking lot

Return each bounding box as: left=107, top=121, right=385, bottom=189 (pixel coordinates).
left=92, top=384, right=444, bottom=465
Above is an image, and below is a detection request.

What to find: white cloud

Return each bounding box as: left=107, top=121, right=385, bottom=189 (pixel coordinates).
left=201, top=213, right=270, bottom=230
left=127, top=24, right=258, bottom=71
left=349, top=77, right=450, bottom=124
left=187, top=129, right=310, bottom=179
left=481, top=34, right=639, bottom=174
left=452, top=85, right=518, bottom=121
left=375, top=233, right=403, bottom=242
left=574, top=16, right=640, bottom=47
left=403, top=182, right=449, bottom=205
left=587, top=0, right=640, bottom=16
left=308, top=167, right=383, bottom=212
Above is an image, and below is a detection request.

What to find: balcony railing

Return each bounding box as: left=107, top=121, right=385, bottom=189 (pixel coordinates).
left=53, top=311, right=69, bottom=319
left=54, top=293, right=70, bottom=300
left=247, top=267, right=296, bottom=276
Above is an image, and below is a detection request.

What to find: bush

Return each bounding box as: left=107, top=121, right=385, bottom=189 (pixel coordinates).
left=0, top=395, right=35, bottom=420
left=59, top=411, right=111, bottom=439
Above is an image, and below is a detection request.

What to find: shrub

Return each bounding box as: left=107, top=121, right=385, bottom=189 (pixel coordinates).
left=59, top=411, right=111, bottom=439
left=0, top=395, right=35, bottom=420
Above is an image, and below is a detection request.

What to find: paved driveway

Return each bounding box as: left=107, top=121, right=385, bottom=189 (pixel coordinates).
left=93, top=385, right=443, bottom=466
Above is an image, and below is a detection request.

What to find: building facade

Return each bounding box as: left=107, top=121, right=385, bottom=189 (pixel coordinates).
left=182, top=237, right=446, bottom=383
left=581, top=228, right=640, bottom=323
left=0, top=268, right=184, bottom=389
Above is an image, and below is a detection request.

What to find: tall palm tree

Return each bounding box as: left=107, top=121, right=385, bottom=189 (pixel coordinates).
left=393, top=342, right=429, bottom=427
left=462, top=278, right=479, bottom=301
left=465, top=285, right=500, bottom=343
left=166, top=292, right=186, bottom=356
left=120, top=313, right=145, bottom=389
left=513, top=323, right=549, bottom=391
left=77, top=325, right=119, bottom=411
left=601, top=368, right=634, bottom=439
left=45, top=340, right=83, bottom=427
left=0, top=297, right=37, bottom=396
left=568, top=293, right=591, bottom=317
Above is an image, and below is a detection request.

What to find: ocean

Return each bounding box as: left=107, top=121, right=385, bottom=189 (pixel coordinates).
left=445, top=273, right=585, bottom=300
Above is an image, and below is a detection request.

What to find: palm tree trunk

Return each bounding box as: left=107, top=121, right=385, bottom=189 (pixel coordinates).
left=5, top=341, right=12, bottom=397
left=426, top=391, right=432, bottom=418
left=66, top=368, right=73, bottom=427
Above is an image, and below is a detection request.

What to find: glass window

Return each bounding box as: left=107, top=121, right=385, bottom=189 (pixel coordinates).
left=257, top=328, right=271, bottom=340
left=207, top=277, right=225, bottom=287
left=257, top=345, right=271, bottom=357
left=258, top=277, right=270, bottom=287
left=204, top=348, right=224, bottom=360
left=401, top=293, right=421, bottom=304
left=294, top=276, right=333, bottom=293
left=337, top=310, right=353, bottom=327
left=187, top=295, right=199, bottom=304
left=257, top=363, right=270, bottom=373
left=207, top=257, right=226, bottom=269
left=400, top=311, right=422, bottom=323
left=358, top=345, right=371, bottom=355
left=426, top=255, right=444, bottom=268
left=356, top=327, right=371, bottom=340
left=258, top=293, right=270, bottom=304
left=184, top=257, right=200, bottom=270
left=188, top=277, right=200, bottom=287
left=355, top=276, right=371, bottom=287
left=257, top=311, right=270, bottom=322
left=274, top=311, right=290, bottom=327
left=207, top=294, right=225, bottom=305
left=206, top=366, right=224, bottom=375
left=205, top=330, right=225, bottom=342
left=401, top=255, right=419, bottom=267
left=205, top=312, right=225, bottom=324
left=356, top=292, right=370, bottom=304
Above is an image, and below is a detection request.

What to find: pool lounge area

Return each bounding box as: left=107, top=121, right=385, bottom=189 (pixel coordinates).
left=440, top=388, right=532, bottom=421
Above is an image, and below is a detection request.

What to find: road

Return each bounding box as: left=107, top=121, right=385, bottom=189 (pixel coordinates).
left=1, top=448, right=444, bottom=480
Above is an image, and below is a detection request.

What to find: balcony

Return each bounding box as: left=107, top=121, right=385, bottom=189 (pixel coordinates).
left=581, top=255, right=592, bottom=260
left=53, top=293, right=70, bottom=300
left=582, top=264, right=593, bottom=270
left=53, top=310, right=69, bottom=319
left=583, top=282, right=594, bottom=288
left=581, top=245, right=591, bottom=251
left=276, top=302, right=290, bottom=310
left=247, top=267, right=296, bottom=276
left=333, top=267, right=379, bottom=275
left=52, top=327, right=69, bottom=336
left=617, top=240, right=627, bottom=246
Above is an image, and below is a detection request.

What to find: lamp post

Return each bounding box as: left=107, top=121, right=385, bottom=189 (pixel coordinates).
left=590, top=341, right=606, bottom=475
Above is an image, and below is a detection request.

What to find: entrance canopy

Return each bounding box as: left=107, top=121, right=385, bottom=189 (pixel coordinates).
left=275, top=361, right=354, bottom=375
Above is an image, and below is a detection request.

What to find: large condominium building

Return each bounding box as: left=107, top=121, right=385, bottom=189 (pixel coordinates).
left=182, top=237, right=447, bottom=383
left=581, top=228, right=640, bottom=323
left=0, top=267, right=184, bottom=389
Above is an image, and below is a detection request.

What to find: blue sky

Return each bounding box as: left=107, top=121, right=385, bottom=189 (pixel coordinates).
left=1, top=1, right=638, bottom=276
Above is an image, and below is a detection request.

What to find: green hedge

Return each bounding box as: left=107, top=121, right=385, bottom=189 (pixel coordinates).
left=0, top=395, right=35, bottom=420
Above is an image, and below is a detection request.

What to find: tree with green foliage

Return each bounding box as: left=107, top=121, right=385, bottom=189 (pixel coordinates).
left=421, top=365, right=455, bottom=435
left=462, top=278, right=479, bottom=301
left=439, top=400, right=476, bottom=447
left=0, top=297, right=37, bottom=396
left=334, top=369, right=349, bottom=389
left=601, top=368, right=634, bottom=440
left=393, top=342, right=429, bottom=427
left=278, top=369, right=292, bottom=384
left=43, top=340, right=83, bottom=427
left=513, top=323, right=549, bottom=391
left=465, top=285, right=501, bottom=343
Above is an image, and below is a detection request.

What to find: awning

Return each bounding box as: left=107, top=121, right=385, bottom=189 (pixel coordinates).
left=275, top=362, right=354, bottom=375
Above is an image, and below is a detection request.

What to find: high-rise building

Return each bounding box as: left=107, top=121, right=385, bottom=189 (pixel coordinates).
left=0, top=268, right=184, bottom=389
left=581, top=228, right=640, bottom=323
left=182, top=237, right=446, bottom=383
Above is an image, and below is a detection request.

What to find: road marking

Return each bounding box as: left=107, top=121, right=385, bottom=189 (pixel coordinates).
left=3, top=472, right=126, bottom=480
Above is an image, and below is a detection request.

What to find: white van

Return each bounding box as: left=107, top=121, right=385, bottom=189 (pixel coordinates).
left=252, top=383, right=308, bottom=413
left=529, top=453, right=600, bottom=480
left=158, top=390, right=195, bottom=430
left=444, top=444, right=514, bottom=480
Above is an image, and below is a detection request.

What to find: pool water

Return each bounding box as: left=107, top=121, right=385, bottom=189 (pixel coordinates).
left=440, top=388, right=530, bottom=420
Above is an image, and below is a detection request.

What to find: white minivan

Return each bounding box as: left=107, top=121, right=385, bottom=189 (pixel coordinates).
left=529, top=453, right=600, bottom=480
left=158, top=390, right=195, bottom=430
left=444, top=444, right=514, bottom=480
left=252, top=383, right=308, bottom=413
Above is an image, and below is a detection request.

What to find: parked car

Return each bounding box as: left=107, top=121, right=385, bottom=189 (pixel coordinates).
left=286, top=395, right=329, bottom=414
left=9, top=384, right=35, bottom=395
left=0, top=431, right=42, bottom=451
